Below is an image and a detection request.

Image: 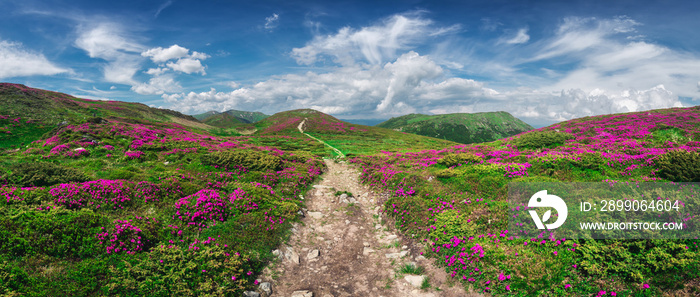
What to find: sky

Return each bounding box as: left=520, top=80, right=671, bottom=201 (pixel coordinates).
left=1, top=0, right=700, bottom=126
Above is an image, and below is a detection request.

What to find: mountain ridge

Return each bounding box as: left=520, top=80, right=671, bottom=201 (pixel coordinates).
left=376, top=111, right=533, bottom=144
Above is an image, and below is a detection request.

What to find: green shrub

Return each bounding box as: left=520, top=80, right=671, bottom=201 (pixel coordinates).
left=106, top=245, right=248, bottom=296
left=512, top=130, right=574, bottom=149
left=200, top=150, right=282, bottom=171
left=436, top=169, right=458, bottom=178
left=437, top=153, right=482, bottom=167
left=0, top=257, right=30, bottom=295
left=5, top=162, right=89, bottom=187
left=429, top=209, right=476, bottom=244
left=577, top=239, right=697, bottom=284
left=0, top=209, right=108, bottom=259
left=656, top=150, right=700, bottom=182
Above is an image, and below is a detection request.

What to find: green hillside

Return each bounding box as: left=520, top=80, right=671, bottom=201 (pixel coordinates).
left=202, top=112, right=246, bottom=127
left=193, top=110, right=269, bottom=125
left=0, top=83, right=209, bottom=149
left=376, top=111, right=533, bottom=144
left=252, top=109, right=457, bottom=156
left=192, top=111, right=219, bottom=121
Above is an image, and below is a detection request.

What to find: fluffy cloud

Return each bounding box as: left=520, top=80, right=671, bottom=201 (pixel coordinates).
left=166, top=58, right=206, bottom=74
left=131, top=74, right=182, bottom=95
left=163, top=49, right=684, bottom=125
left=142, top=45, right=189, bottom=63
left=74, top=23, right=144, bottom=85
left=291, top=13, right=458, bottom=65
left=0, top=40, right=68, bottom=78
left=141, top=45, right=208, bottom=75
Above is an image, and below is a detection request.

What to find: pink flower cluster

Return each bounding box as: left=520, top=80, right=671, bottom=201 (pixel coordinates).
left=96, top=217, right=158, bottom=254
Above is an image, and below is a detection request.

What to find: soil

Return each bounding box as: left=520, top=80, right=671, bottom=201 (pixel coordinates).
left=259, top=159, right=482, bottom=297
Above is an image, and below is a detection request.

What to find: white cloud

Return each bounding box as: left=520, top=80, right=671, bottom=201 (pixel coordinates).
left=265, top=13, right=279, bottom=30
left=0, top=40, right=68, bottom=78
left=291, top=13, right=455, bottom=65
left=131, top=75, right=182, bottom=95
left=145, top=67, right=168, bottom=75
left=501, top=28, right=530, bottom=44
left=163, top=49, right=685, bottom=125
left=166, top=58, right=206, bottom=74
left=227, top=81, right=239, bottom=88
left=142, top=44, right=189, bottom=63
left=154, top=0, right=173, bottom=18
left=141, top=45, right=209, bottom=75
left=74, top=23, right=145, bottom=85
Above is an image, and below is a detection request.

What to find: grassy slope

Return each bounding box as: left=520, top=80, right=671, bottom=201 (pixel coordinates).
left=203, top=112, right=246, bottom=127
left=254, top=109, right=458, bottom=156
left=351, top=106, right=700, bottom=296
left=376, top=111, right=534, bottom=144
left=0, top=91, right=328, bottom=296
left=0, top=83, right=209, bottom=149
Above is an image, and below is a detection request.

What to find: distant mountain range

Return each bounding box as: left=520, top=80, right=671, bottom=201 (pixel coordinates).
left=193, top=110, right=269, bottom=127
left=376, top=111, right=534, bottom=144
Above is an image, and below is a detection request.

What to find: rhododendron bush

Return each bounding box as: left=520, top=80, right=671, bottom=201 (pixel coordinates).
left=350, top=108, right=700, bottom=295
left=0, top=117, right=325, bottom=296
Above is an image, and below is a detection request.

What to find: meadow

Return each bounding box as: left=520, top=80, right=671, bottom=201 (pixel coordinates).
left=0, top=84, right=699, bottom=296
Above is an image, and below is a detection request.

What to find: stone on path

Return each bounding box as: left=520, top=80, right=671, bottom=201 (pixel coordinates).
left=307, top=249, right=319, bottom=260
left=291, top=290, right=313, bottom=297
left=285, top=247, right=300, bottom=264
left=243, top=291, right=260, bottom=297
left=404, top=275, right=426, bottom=288
left=308, top=211, right=323, bottom=219
left=259, top=282, right=272, bottom=295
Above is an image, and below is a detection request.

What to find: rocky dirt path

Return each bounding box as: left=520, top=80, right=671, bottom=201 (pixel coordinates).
left=255, top=159, right=474, bottom=297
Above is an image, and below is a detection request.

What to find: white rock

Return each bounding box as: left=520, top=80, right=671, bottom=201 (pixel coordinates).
left=291, top=290, right=313, bottom=297
left=285, top=247, right=300, bottom=264
left=386, top=235, right=398, bottom=241
left=404, top=275, right=426, bottom=288
left=363, top=247, right=375, bottom=255
left=385, top=252, right=402, bottom=259
left=259, top=282, right=272, bottom=295
left=308, top=212, right=323, bottom=219
left=308, top=249, right=320, bottom=260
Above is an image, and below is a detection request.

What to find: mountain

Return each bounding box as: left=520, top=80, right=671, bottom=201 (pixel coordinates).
left=201, top=112, right=246, bottom=127
left=193, top=109, right=269, bottom=125
left=254, top=109, right=457, bottom=155
left=0, top=83, right=201, bottom=126
left=338, top=118, right=388, bottom=126
left=192, top=110, right=219, bottom=121
left=376, top=111, right=533, bottom=144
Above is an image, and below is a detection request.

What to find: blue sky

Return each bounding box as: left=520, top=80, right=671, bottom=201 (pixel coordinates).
left=2, top=0, right=700, bottom=126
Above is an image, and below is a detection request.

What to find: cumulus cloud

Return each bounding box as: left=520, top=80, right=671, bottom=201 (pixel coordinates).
left=163, top=49, right=685, bottom=125
left=142, top=44, right=189, bottom=63
left=291, top=13, right=457, bottom=65
left=74, top=23, right=145, bottom=85
left=131, top=74, right=182, bottom=95
left=166, top=58, right=206, bottom=74
left=264, top=13, right=279, bottom=30
left=0, top=40, right=69, bottom=78
left=141, top=44, right=208, bottom=75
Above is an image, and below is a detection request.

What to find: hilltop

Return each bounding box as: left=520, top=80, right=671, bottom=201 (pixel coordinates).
left=252, top=109, right=457, bottom=156
left=0, top=83, right=199, bottom=125
left=0, top=83, right=209, bottom=148
left=376, top=111, right=533, bottom=144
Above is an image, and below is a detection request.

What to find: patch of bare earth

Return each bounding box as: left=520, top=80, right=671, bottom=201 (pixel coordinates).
left=257, top=159, right=479, bottom=297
